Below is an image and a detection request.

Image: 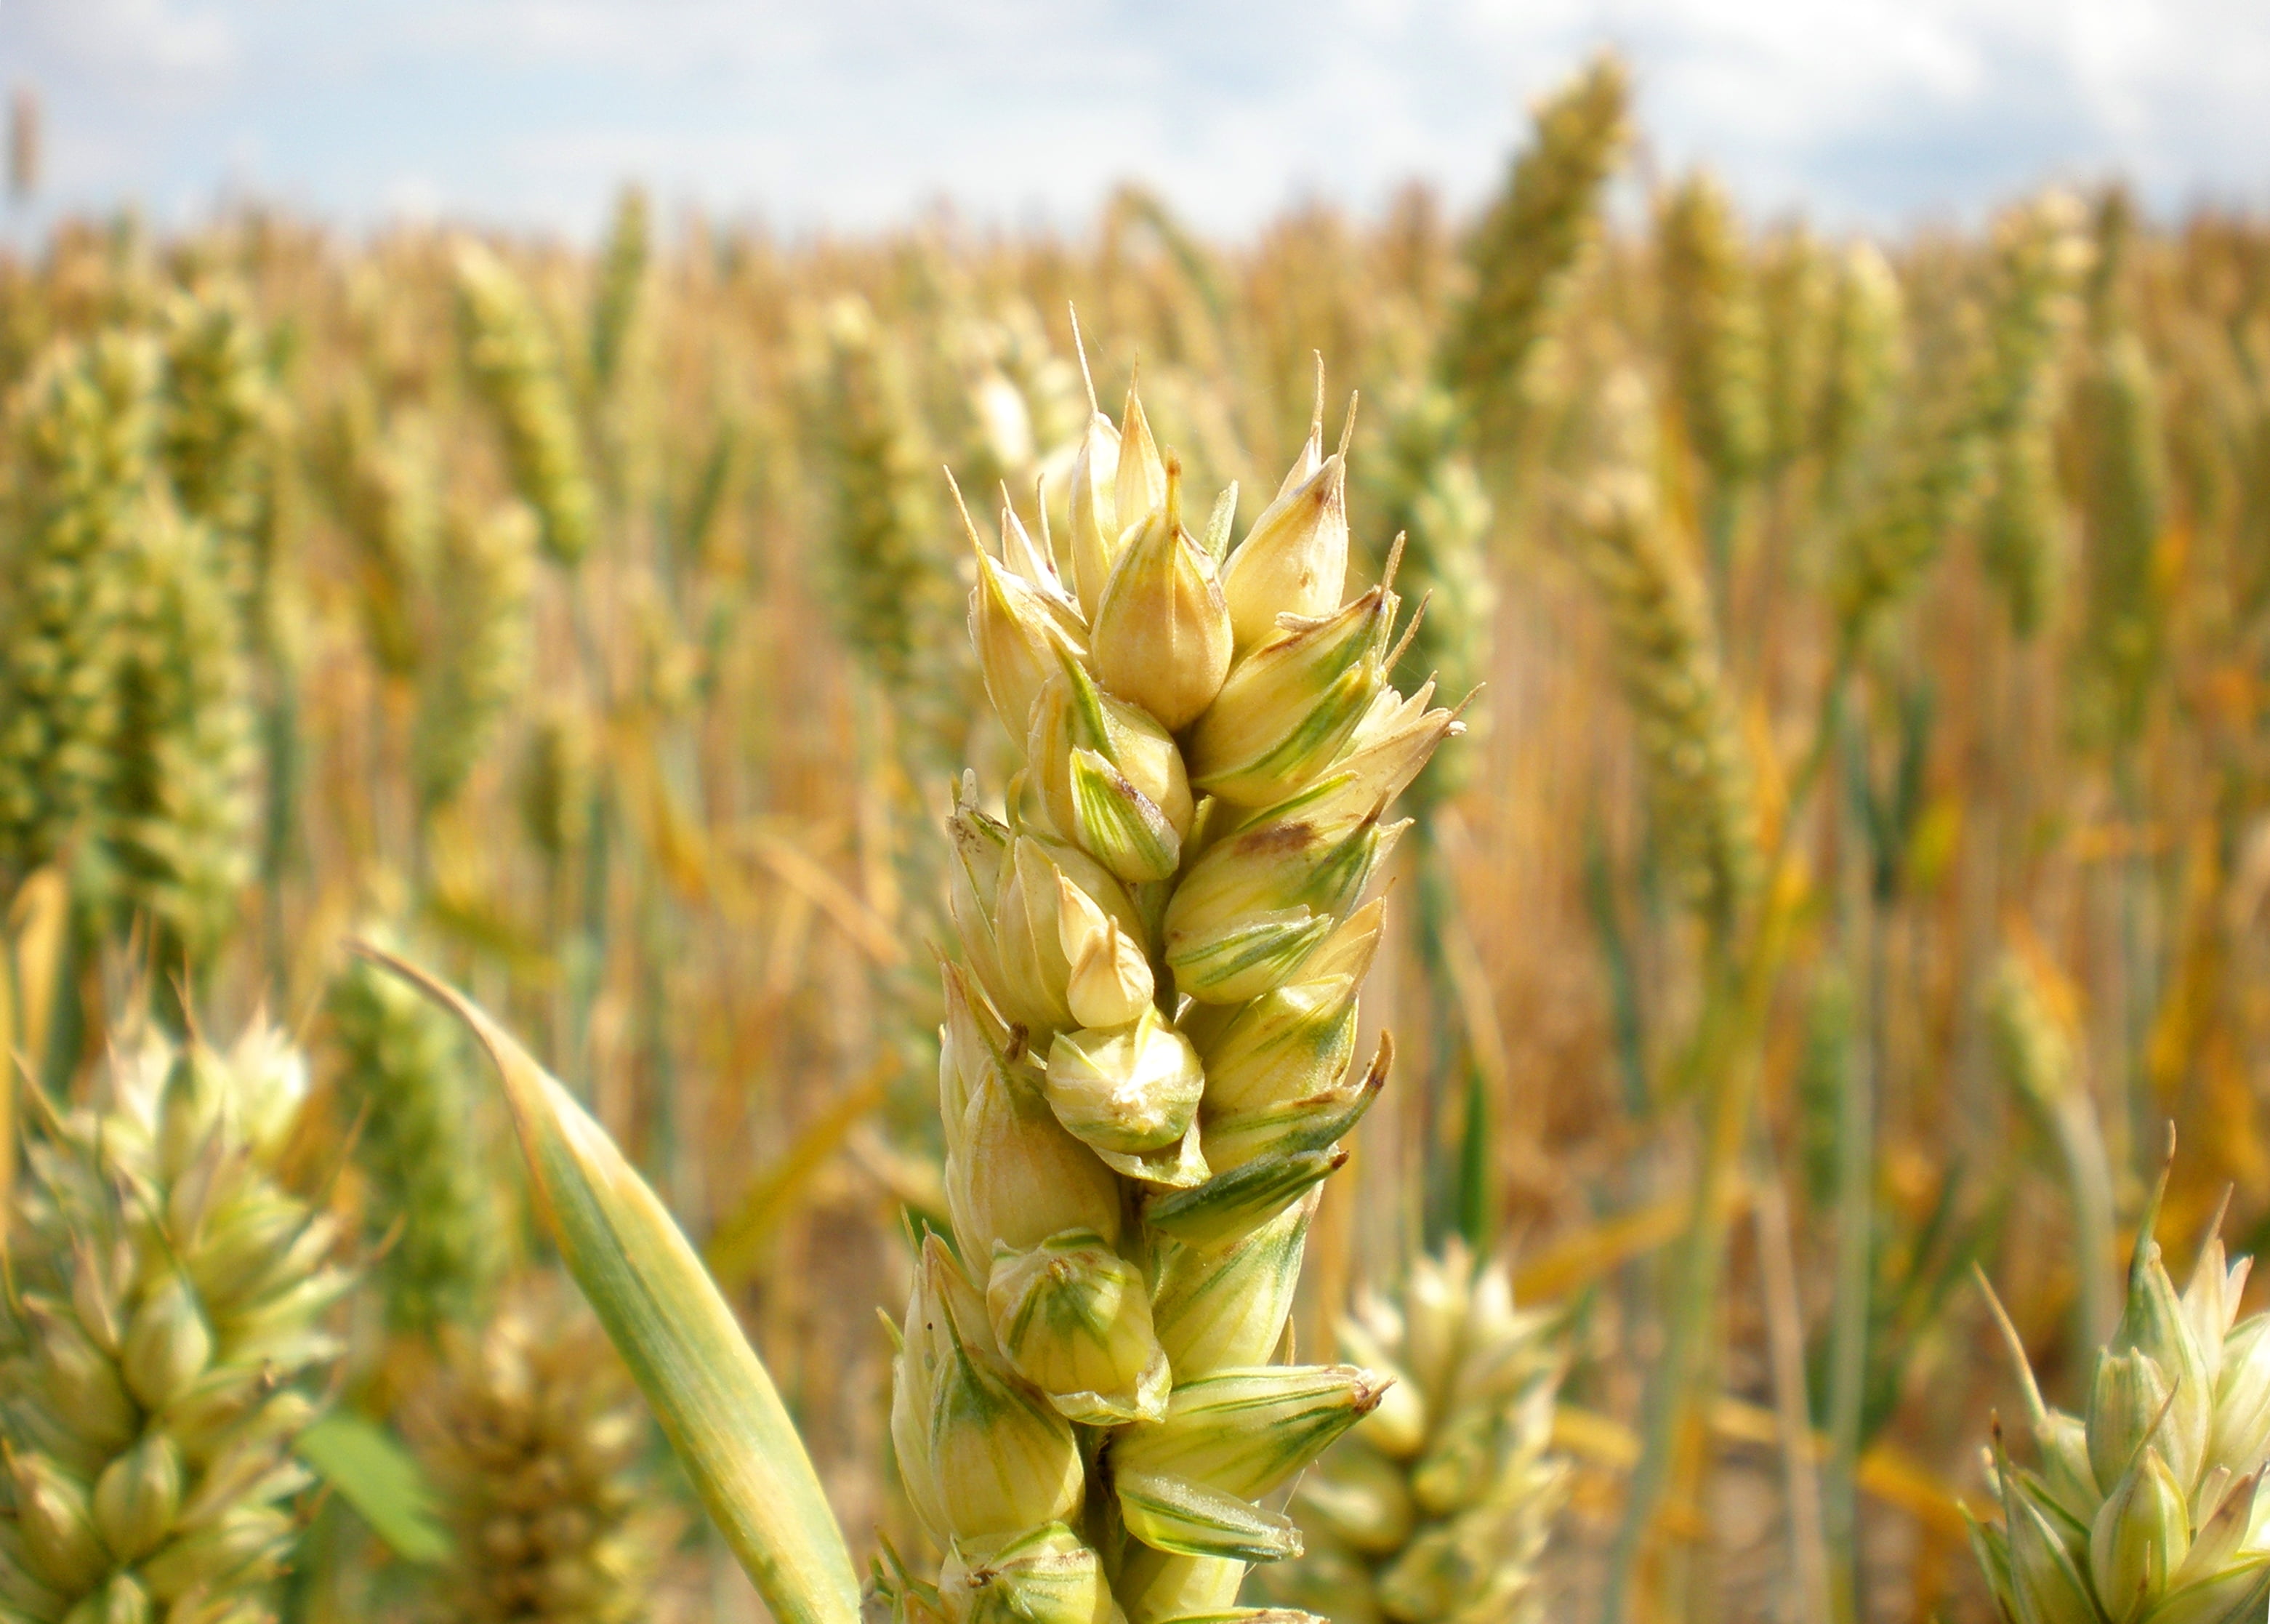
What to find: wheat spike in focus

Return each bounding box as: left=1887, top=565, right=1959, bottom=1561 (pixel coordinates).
left=1971, top=1162, right=2270, bottom=1624
left=877, top=343, right=1460, bottom=1624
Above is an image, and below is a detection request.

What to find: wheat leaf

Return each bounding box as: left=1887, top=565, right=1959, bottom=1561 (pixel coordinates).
left=357, top=944, right=861, bottom=1624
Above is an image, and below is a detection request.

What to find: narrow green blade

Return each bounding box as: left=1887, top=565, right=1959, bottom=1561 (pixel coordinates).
left=296, top=1412, right=452, bottom=1565
left=360, top=946, right=861, bottom=1624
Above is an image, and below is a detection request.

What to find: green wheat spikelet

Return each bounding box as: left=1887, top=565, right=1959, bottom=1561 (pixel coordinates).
left=1444, top=53, right=1630, bottom=445
left=813, top=294, right=965, bottom=764
left=326, top=944, right=508, bottom=1340
left=1986, top=947, right=2117, bottom=1348
left=1656, top=172, right=1768, bottom=497
left=0, top=1015, right=353, bottom=1624
left=2074, top=192, right=2170, bottom=743
left=1813, top=242, right=1904, bottom=491
left=411, top=500, right=537, bottom=814
left=1828, top=296, right=1990, bottom=640
left=588, top=186, right=649, bottom=401
left=1755, top=226, right=1835, bottom=478
left=1976, top=193, right=2092, bottom=638
left=517, top=701, right=599, bottom=869
left=310, top=392, right=443, bottom=683
left=881, top=358, right=1462, bottom=1624
left=408, top=1278, right=677, bottom=1624
left=1367, top=384, right=1490, bottom=812
left=102, top=491, right=259, bottom=961
left=158, top=281, right=275, bottom=614
left=1568, top=374, right=1759, bottom=941
left=1970, top=1167, right=2270, bottom=1624
left=456, top=241, right=599, bottom=567
left=1254, top=1245, right=1567, bottom=1624
left=1381, top=52, right=1628, bottom=812
left=0, top=332, right=158, bottom=883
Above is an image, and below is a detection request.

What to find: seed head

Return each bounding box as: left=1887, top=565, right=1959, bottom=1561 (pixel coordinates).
left=1565, top=383, right=1758, bottom=941
left=969, top=514, right=1089, bottom=741
left=1186, top=582, right=1398, bottom=809
left=0, top=1016, right=347, bottom=1624
left=1220, top=447, right=1351, bottom=653
left=409, top=1277, right=677, bottom=1624
left=328, top=936, right=507, bottom=1338
left=1973, top=1167, right=2270, bottom=1624
left=1149, top=1191, right=1318, bottom=1377
left=454, top=240, right=597, bottom=566
left=1091, top=459, right=1233, bottom=731
left=947, top=1068, right=1124, bottom=1260
left=916, top=1239, right=1086, bottom=1543
left=1067, top=407, right=1124, bottom=620
left=1057, top=872, right=1154, bottom=1029
left=1045, top=1007, right=1207, bottom=1158
left=938, top=1524, right=1119, bottom=1624
left=1026, top=662, right=1194, bottom=883
left=1110, top=1364, right=1388, bottom=1559
left=985, top=1232, right=1170, bottom=1425
left=984, top=832, right=1147, bottom=1042
left=1164, top=810, right=1403, bottom=1005
left=899, top=345, right=1454, bottom=1621
left=1257, top=1246, right=1566, bottom=1624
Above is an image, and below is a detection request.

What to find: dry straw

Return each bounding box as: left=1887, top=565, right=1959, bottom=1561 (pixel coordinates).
left=36, top=117, right=2266, bottom=1624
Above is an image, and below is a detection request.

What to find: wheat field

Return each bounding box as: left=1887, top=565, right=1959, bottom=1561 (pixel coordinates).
left=3, top=55, right=2270, bottom=1624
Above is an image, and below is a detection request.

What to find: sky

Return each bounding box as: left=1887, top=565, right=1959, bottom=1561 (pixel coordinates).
left=4, top=0, right=2267, bottom=244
